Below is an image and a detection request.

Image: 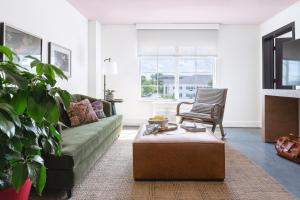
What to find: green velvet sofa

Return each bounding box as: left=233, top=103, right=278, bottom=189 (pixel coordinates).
left=44, top=94, right=122, bottom=198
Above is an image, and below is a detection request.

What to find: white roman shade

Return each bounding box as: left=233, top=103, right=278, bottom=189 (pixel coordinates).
left=137, top=29, right=218, bottom=56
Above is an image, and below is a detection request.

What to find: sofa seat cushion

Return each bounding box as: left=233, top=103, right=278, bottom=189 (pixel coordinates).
left=45, top=115, right=122, bottom=170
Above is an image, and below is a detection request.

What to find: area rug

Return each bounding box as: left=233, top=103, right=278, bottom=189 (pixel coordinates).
left=32, top=132, right=297, bottom=200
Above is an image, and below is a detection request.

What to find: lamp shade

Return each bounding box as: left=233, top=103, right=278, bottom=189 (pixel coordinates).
left=103, top=61, right=118, bottom=75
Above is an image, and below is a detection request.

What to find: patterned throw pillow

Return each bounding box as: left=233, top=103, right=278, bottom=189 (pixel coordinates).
left=67, top=99, right=98, bottom=127
left=91, top=100, right=106, bottom=119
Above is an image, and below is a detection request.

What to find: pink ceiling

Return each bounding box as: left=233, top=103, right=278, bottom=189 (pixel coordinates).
left=67, top=0, right=299, bottom=24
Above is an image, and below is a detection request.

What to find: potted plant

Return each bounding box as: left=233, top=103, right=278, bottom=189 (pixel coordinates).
left=105, top=89, right=115, bottom=100
left=0, top=45, right=71, bottom=200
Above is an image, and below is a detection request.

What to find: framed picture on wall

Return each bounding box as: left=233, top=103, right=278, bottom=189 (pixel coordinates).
left=0, top=22, right=42, bottom=68
left=48, top=42, right=71, bottom=77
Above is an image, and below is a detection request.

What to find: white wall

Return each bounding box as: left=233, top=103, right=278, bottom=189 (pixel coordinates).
left=260, top=1, right=300, bottom=39
left=88, top=21, right=102, bottom=98
left=0, top=0, right=89, bottom=94
left=102, top=25, right=261, bottom=127
left=217, top=25, right=260, bottom=127
left=102, top=25, right=153, bottom=125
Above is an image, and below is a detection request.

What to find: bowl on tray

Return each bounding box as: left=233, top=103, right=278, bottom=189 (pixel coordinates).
left=148, top=115, right=168, bottom=128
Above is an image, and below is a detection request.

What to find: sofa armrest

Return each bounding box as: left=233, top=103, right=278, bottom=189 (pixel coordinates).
left=102, top=100, right=112, bottom=117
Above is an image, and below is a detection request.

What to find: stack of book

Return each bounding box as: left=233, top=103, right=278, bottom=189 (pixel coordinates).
left=180, top=122, right=206, bottom=132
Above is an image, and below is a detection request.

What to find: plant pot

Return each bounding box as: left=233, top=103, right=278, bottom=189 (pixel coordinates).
left=0, top=179, right=32, bottom=200
left=106, top=94, right=114, bottom=100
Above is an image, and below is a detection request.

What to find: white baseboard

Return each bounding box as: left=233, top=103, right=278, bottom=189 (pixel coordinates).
left=223, top=121, right=261, bottom=128
left=123, top=118, right=261, bottom=128
left=123, top=118, right=148, bottom=126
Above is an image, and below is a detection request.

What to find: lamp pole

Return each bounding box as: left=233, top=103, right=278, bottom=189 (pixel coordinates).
left=103, top=58, right=111, bottom=100
left=103, top=74, right=106, bottom=100
left=103, top=57, right=118, bottom=100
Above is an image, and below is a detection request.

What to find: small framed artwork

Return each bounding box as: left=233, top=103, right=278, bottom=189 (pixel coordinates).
left=0, top=22, right=42, bottom=67
left=48, top=42, right=72, bottom=77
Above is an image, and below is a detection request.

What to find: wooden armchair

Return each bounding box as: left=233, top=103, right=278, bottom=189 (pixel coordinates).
left=177, top=88, right=228, bottom=139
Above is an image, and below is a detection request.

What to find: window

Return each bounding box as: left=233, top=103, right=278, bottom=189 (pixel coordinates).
left=140, top=47, right=216, bottom=100
left=138, top=29, right=218, bottom=100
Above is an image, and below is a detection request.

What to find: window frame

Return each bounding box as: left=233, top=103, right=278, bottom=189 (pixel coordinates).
left=139, top=50, right=217, bottom=101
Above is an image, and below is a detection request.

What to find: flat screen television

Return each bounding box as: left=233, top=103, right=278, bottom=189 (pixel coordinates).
left=282, top=39, right=300, bottom=86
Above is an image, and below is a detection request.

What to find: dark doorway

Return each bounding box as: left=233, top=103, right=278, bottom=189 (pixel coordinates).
left=262, top=22, right=295, bottom=89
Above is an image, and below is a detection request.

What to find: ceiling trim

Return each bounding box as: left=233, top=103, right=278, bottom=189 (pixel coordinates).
left=136, top=24, right=220, bottom=30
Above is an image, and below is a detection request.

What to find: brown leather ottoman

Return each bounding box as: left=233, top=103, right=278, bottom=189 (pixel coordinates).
left=133, top=125, right=225, bottom=180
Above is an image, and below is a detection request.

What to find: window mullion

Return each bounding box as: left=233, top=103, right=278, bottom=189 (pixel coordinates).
left=175, top=57, right=179, bottom=100
left=175, top=47, right=179, bottom=100
left=156, top=47, right=159, bottom=99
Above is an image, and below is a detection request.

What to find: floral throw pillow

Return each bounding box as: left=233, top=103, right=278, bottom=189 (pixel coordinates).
left=91, top=100, right=106, bottom=119
left=67, top=99, right=98, bottom=127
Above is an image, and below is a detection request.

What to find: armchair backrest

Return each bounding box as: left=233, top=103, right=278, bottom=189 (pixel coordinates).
left=194, top=88, right=228, bottom=106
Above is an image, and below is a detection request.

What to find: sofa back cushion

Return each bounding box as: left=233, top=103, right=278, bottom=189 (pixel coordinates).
left=67, top=99, right=98, bottom=127
left=55, top=96, right=71, bottom=128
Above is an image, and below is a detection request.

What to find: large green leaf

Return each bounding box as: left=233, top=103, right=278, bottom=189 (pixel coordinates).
left=50, top=125, right=62, bottom=141
left=12, top=162, right=28, bottom=192
left=44, top=65, right=56, bottom=83
left=37, top=165, right=46, bottom=195
left=27, top=95, right=46, bottom=123
left=52, top=140, right=62, bottom=156
left=0, top=45, right=13, bottom=62
left=21, top=118, right=38, bottom=134
left=45, top=98, right=60, bottom=124
left=57, top=90, right=71, bottom=109
left=32, top=155, right=44, bottom=165
left=27, top=162, right=44, bottom=195
left=0, top=112, right=15, bottom=138
left=36, top=63, right=44, bottom=76
left=0, top=64, right=28, bottom=89
left=11, top=137, right=23, bottom=152
left=27, top=86, right=47, bottom=123
left=27, top=163, right=38, bottom=189
left=5, top=151, right=22, bottom=162
left=25, top=55, right=40, bottom=62
left=47, top=64, right=68, bottom=80
left=30, top=59, right=40, bottom=68
left=11, top=90, right=28, bottom=115
left=0, top=103, right=21, bottom=127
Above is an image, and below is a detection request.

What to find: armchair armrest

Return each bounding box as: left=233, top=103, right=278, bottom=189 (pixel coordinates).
left=210, top=104, right=223, bottom=120
left=176, top=102, right=194, bottom=116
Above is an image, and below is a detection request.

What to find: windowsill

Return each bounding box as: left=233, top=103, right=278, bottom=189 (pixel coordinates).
left=138, top=99, right=194, bottom=104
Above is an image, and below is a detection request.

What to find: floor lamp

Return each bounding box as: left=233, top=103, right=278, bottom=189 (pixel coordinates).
left=103, top=58, right=118, bottom=99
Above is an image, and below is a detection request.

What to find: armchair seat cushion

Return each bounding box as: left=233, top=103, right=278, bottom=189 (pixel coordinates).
left=179, top=112, right=214, bottom=122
